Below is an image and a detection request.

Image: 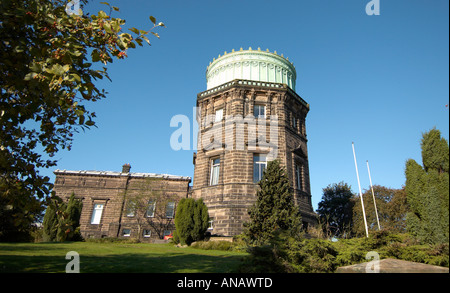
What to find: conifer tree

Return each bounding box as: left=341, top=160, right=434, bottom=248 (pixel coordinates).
left=57, top=193, right=82, bottom=242
left=405, top=128, right=449, bottom=244
left=317, top=182, right=354, bottom=238
left=174, top=198, right=209, bottom=245
left=192, top=198, right=209, bottom=242
left=42, top=196, right=62, bottom=242
left=244, top=160, right=302, bottom=245
left=42, top=193, right=82, bottom=242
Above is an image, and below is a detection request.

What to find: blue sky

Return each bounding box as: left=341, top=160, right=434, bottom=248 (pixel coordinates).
left=41, top=0, right=449, bottom=211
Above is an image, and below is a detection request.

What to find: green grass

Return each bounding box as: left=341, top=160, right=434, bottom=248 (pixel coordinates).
left=0, top=242, right=248, bottom=273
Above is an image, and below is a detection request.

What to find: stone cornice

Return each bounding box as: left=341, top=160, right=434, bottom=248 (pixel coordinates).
left=53, top=169, right=191, bottom=181
left=197, top=79, right=309, bottom=109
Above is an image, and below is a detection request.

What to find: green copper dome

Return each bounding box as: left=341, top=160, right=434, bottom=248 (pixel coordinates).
left=206, top=47, right=297, bottom=91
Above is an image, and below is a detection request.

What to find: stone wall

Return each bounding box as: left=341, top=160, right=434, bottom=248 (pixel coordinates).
left=53, top=167, right=191, bottom=241
left=192, top=80, right=317, bottom=236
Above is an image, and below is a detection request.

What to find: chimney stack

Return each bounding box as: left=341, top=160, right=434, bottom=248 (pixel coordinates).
left=122, top=163, right=131, bottom=173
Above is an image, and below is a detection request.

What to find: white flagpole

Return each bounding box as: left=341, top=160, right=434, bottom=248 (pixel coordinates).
left=367, top=160, right=381, bottom=230
left=352, top=142, right=369, bottom=238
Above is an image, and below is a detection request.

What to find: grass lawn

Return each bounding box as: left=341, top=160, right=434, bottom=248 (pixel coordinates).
left=0, top=242, right=248, bottom=273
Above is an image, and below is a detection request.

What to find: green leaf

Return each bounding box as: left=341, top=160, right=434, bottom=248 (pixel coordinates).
left=90, top=70, right=103, bottom=80
left=91, top=50, right=101, bottom=62
left=24, top=72, right=38, bottom=81
left=50, top=64, right=70, bottom=76
left=129, top=27, right=139, bottom=34
left=112, top=21, right=120, bottom=32
left=149, top=16, right=156, bottom=25
left=78, top=115, right=85, bottom=125
left=69, top=49, right=82, bottom=57
left=75, top=109, right=84, bottom=116
left=103, top=22, right=112, bottom=33
left=70, top=73, right=81, bottom=82
left=85, top=120, right=95, bottom=126
left=98, top=10, right=108, bottom=18
left=30, top=62, right=42, bottom=72
left=151, top=31, right=160, bottom=39
left=141, top=35, right=151, bottom=45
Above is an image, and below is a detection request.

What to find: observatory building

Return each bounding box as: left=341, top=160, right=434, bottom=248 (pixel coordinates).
left=52, top=48, right=316, bottom=240
left=192, top=48, right=316, bottom=236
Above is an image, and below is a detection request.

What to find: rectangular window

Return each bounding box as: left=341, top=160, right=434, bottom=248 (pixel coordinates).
left=253, top=154, right=267, bottom=183
left=254, top=105, right=265, bottom=119
left=210, top=158, right=220, bottom=185
left=208, top=220, right=214, bottom=230
left=166, top=202, right=175, bottom=219
left=122, top=229, right=131, bottom=237
left=295, top=164, right=302, bottom=191
left=90, top=204, right=104, bottom=224
left=126, top=201, right=136, bottom=217
left=143, top=230, right=152, bottom=238
left=293, top=116, right=297, bottom=129
left=146, top=200, right=156, bottom=217
left=215, top=108, right=223, bottom=122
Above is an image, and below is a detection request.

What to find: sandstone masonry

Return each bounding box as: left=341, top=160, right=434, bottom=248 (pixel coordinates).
left=53, top=164, right=191, bottom=241
left=192, top=79, right=317, bottom=236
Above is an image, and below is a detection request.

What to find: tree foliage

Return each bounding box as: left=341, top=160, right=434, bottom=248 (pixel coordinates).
left=124, top=178, right=179, bottom=240
left=240, top=230, right=449, bottom=273
left=0, top=0, right=163, bottom=240
left=405, top=128, right=449, bottom=244
left=42, top=193, right=82, bottom=242
left=243, top=160, right=302, bottom=245
left=316, top=182, right=354, bottom=238
left=174, top=198, right=209, bottom=245
left=0, top=178, right=44, bottom=242
left=352, top=186, right=408, bottom=237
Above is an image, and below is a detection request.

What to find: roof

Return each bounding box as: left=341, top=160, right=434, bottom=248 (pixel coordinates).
left=206, top=48, right=297, bottom=91
left=53, top=169, right=191, bottom=181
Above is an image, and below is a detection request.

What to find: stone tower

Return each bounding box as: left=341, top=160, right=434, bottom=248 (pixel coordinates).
left=192, top=48, right=316, bottom=236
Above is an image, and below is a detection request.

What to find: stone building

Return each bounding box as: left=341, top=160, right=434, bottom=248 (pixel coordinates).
left=53, top=164, right=191, bottom=241
left=53, top=47, right=317, bottom=239
left=191, top=48, right=317, bottom=236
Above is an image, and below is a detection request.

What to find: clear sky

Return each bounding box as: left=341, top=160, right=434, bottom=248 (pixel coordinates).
left=40, top=0, right=449, bottom=211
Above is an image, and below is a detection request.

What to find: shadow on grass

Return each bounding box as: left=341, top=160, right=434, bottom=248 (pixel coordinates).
left=0, top=253, right=245, bottom=273
left=0, top=242, right=69, bottom=252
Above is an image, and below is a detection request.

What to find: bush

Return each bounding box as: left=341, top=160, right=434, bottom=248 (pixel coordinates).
left=239, top=231, right=338, bottom=273
left=239, top=244, right=286, bottom=273
left=174, top=198, right=209, bottom=246
left=362, top=229, right=403, bottom=250
left=85, top=237, right=140, bottom=244
left=333, top=238, right=366, bottom=267
left=239, top=230, right=449, bottom=273
left=191, top=240, right=235, bottom=251
left=284, top=238, right=338, bottom=273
